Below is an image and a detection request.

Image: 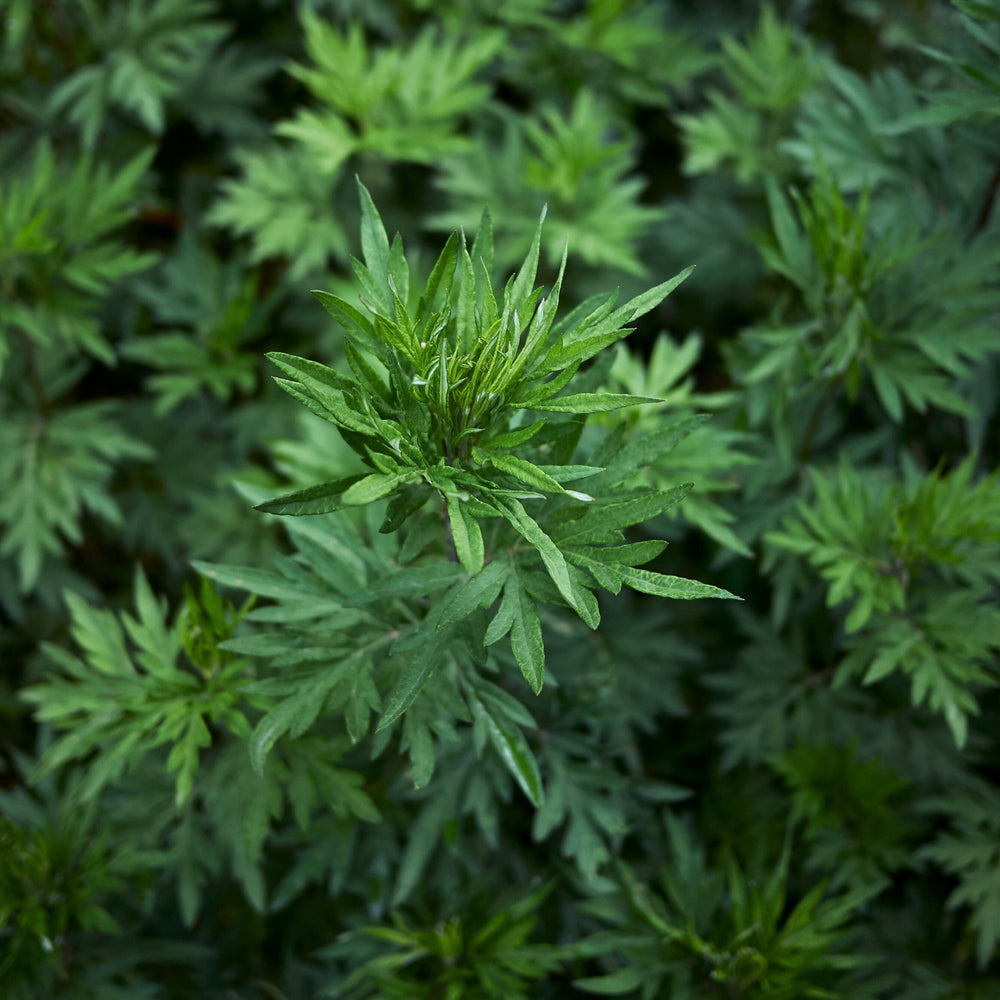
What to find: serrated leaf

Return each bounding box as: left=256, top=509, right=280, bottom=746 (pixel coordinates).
left=555, top=485, right=693, bottom=544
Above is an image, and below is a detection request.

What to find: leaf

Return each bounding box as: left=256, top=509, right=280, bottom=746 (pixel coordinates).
left=350, top=564, right=465, bottom=605
left=341, top=472, right=415, bottom=505
left=529, top=392, right=663, bottom=413
left=377, top=624, right=450, bottom=731
left=391, top=787, right=457, bottom=907
left=420, top=231, right=459, bottom=313
left=253, top=476, right=364, bottom=516
left=446, top=493, right=485, bottom=574
left=508, top=204, right=545, bottom=314
left=554, top=484, right=693, bottom=545
left=312, top=289, right=376, bottom=341
left=192, top=561, right=331, bottom=603
left=248, top=685, right=327, bottom=776
left=272, top=377, right=373, bottom=435
left=493, top=496, right=582, bottom=617
left=266, top=351, right=356, bottom=393
left=617, top=565, right=741, bottom=601
left=575, top=967, right=647, bottom=995
left=621, top=265, right=695, bottom=321
left=595, top=415, right=710, bottom=485
left=486, top=419, right=547, bottom=449
left=471, top=204, right=494, bottom=274
left=485, top=451, right=571, bottom=496
left=357, top=178, right=391, bottom=291
left=469, top=693, right=544, bottom=806
left=489, top=568, right=546, bottom=693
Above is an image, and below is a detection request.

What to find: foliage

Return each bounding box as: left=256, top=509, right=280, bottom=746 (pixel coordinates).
left=3, top=0, right=1000, bottom=997
left=767, top=457, right=1000, bottom=745
left=432, top=91, right=663, bottom=275
left=49, top=0, right=230, bottom=147
left=320, top=884, right=566, bottom=999
left=575, top=817, right=880, bottom=998
left=922, top=780, right=1000, bottom=968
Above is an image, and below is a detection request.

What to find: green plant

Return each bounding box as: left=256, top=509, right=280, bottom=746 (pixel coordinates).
left=197, top=185, right=736, bottom=793
left=5, top=1, right=1000, bottom=997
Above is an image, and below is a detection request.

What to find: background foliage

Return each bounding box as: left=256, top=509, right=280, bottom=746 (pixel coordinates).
left=2, top=0, right=1000, bottom=996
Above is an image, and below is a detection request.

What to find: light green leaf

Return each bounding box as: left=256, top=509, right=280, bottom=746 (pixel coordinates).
left=485, top=451, right=570, bottom=495
left=494, top=496, right=582, bottom=616
left=529, top=392, right=663, bottom=413
left=341, top=472, right=414, bottom=505
left=357, top=178, right=391, bottom=286
left=446, top=493, right=485, bottom=574
left=618, top=565, right=741, bottom=600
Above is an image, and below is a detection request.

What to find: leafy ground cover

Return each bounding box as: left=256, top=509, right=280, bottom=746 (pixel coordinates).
left=1, top=1, right=999, bottom=996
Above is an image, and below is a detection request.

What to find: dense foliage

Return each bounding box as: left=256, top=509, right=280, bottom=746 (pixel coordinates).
left=2, top=1, right=1000, bottom=996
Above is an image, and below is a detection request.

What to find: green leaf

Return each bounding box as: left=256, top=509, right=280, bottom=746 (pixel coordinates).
left=485, top=451, right=574, bottom=496
left=469, top=692, right=543, bottom=806
left=489, top=568, right=546, bottom=693
left=357, top=178, right=391, bottom=286
left=192, top=561, right=332, bottom=603
left=266, top=351, right=356, bottom=393
left=438, top=559, right=509, bottom=629
left=620, top=265, right=695, bottom=321
left=575, top=967, right=647, bottom=995
left=508, top=205, right=545, bottom=314
left=485, top=418, right=547, bottom=449
left=377, top=626, right=449, bottom=731
left=341, top=472, right=415, bottom=505
left=471, top=204, right=494, bottom=275
left=446, top=493, right=485, bottom=574
left=420, top=231, right=459, bottom=313
left=554, top=484, right=693, bottom=544
left=529, top=392, right=663, bottom=413
left=455, top=241, right=478, bottom=353
left=493, top=496, right=582, bottom=616
left=618, top=565, right=741, bottom=600
left=272, top=377, right=374, bottom=435
left=350, top=564, right=465, bottom=605
left=254, top=476, right=364, bottom=516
